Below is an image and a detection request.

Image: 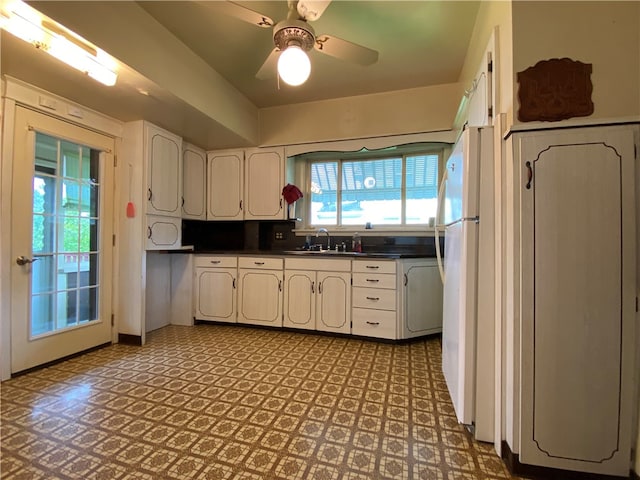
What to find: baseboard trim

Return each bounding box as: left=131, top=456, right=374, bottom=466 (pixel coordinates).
left=11, top=342, right=111, bottom=378
left=118, top=333, right=142, bottom=346
left=501, top=441, right=633, bottom=480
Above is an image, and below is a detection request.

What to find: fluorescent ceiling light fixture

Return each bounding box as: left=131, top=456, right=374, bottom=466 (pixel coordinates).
left=277, top=45, right=311, bottom=86
left=0, top=0, right=118, bottom=86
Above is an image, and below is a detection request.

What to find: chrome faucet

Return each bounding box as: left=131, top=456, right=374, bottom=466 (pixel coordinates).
left=316, top=228, right=331, bottom=251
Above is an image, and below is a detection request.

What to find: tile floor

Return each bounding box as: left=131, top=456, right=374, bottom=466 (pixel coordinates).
left=0, top=325, right=524, bottom=479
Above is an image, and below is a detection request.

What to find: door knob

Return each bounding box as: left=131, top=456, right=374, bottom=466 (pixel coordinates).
left=16, top=256, right=38, bottom=266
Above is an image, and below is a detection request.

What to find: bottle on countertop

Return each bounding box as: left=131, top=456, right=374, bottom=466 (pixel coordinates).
left=352, top=232, right=362, bottom=253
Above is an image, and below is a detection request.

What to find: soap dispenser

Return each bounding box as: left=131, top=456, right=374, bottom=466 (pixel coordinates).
left=352, top=232, right=362, bottom=253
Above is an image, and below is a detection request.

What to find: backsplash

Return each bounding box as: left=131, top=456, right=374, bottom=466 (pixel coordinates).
left=183, top=220, right=444, bottom=256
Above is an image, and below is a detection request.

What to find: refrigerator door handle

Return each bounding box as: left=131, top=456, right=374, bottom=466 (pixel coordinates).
left=443, top=216, right=480, bottom=228
left=435, top=170, right=448, bottom=284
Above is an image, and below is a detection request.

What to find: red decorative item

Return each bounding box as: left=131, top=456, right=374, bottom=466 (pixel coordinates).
left=282, top=183, right=303, bottom=204
left=517, top=58, right=594, bottom=122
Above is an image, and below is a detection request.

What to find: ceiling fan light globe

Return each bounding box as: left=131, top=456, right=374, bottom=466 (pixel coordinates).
left=277, top=46, right=311, bottom=86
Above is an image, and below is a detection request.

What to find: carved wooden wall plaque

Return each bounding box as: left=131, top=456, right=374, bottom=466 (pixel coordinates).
left=517, top=58, right=594, bottom=122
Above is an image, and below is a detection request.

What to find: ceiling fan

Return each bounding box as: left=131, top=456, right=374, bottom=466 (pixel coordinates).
left=209, top=0, right=379, bottom=86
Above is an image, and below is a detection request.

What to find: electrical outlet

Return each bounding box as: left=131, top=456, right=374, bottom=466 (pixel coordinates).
left=275, top=232, right=284, bottom=240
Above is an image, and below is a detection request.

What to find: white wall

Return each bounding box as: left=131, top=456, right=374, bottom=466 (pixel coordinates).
left=259, top=83, right=463, bottom=146
left=512, top=1, right=640, bottom=124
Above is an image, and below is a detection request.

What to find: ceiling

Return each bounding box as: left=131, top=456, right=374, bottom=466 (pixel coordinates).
left=3, top=1, right=481, bottom=148
left=134, top=1, right=480, bottom=108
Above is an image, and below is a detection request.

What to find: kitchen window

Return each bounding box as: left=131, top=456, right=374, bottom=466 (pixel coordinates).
left=308, top=149, right=440, bottom=227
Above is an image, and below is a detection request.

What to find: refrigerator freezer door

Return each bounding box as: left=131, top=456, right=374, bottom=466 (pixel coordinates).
left=442, top=219, right=478, bottom=426
left=443, top=128, right=480, bottom=225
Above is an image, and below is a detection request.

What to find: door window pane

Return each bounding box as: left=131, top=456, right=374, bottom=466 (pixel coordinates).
left=30, top=132, right=102, bottom=337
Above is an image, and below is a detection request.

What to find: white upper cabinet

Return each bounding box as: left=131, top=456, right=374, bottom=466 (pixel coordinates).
left=207, top=150, right=244, bottom=220
left=182, top=143, right=207, bottom=220
left=145, top=122, right=182, bottom=217
left=244, top=147, right=285, bottom=220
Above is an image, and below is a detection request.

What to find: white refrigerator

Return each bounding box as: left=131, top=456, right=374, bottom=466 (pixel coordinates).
left=436, top=126, right=495, bottom=442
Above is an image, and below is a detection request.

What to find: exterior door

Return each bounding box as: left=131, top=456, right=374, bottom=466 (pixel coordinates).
left=10, top=107, right=115, bottom=374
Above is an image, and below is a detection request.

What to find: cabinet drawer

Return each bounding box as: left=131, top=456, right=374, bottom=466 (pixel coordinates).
left=238, top=257, right=283, bottom=270
left=352, top=259, right=396, bottom=274
left=194, top=256, right=237, bottom=268
left=352, top=272, right=396, bottom=289
left=352, top=308, right=396, bottom=339
left=352, top=287, right=396, bottom=311
left=285, top=257, right=351, bottom=272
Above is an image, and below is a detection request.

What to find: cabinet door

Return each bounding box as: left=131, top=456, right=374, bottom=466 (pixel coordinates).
left=402, top=261, right=442, bottom=337
left=237, top=269, right=283, bottom=326
left=208, top=150, right=244, bottom=220
left=519, top=127, right=636, bottom=476
left=316, top=271, right=351, bottom=334
left=194, top=267, right=236, bottom=323
left=283, top=270, right=315, bottom=330
left=244, top=148, right=285, bottom=220
left=145, top=123, right=182, bottom=217
left=182, top=143, right=207, bottom=220
left=145, top=215, right=181, bottom=250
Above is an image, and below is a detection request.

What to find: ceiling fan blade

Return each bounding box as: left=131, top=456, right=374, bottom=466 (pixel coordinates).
left=314, top=35, right=379, bottom=66
left=297, top=0, right=332, bottom=21
left=199, top=1, right=274, bottom=28
left=256, top=48, right=280, bottom=80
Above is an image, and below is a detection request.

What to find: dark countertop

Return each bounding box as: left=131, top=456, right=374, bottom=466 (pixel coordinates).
left=183, top=248, right=437, bottom=259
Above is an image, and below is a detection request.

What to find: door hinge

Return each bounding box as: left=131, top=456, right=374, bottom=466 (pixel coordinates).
left=112, top=234, right=116, bottom=246
left=488, top=106, right=493, bottom=119
left=636, top=296, right=638, bottom=312
left=111, top=314, right=115, bottom=326
left=634, top=144, right=637, bottom=160
left=114, top=155, right=118, bottom=167
left=487, top=59, right=493, bottom=73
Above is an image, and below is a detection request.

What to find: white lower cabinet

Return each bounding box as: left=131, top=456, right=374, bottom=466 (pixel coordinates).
left=352, top=258, right=443, bottom=339
left=284, top=258, right=351, bottom=334
left=194, top=256, right=237, bottom=323
left=399, top=258, right=442, bottom=339
left=352, top=260, right=397, bottom=339
left=237, top=257, right=283, bottom=327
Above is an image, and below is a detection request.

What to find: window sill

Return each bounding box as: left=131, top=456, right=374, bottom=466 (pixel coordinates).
left=293, top=226, right=437, bottom=237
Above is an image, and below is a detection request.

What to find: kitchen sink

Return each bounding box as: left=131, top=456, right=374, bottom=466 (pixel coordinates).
left=283, top=250, right=361, bottom=256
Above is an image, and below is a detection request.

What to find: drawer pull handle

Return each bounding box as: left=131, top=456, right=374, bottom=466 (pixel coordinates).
left=311, top=281, right=315, bottom=294
left=365, top=265, right=379, bottom=269
left=254, top=262, right=265, bottom=265
left=366, top=296, right=379, bottom=301
left=210, top=260, right=221, bottom=264
left=365, top=278, right=379, bottom=283
left=366, top=321, right=380, bottom=326
left=232, top=278, right=236, bottom=289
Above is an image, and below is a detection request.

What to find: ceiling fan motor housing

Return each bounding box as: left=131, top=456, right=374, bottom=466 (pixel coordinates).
left=273, top=19, right=315, bottom=52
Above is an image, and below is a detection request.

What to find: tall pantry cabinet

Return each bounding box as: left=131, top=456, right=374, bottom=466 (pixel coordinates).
left=118, top=121, right=185, bottom=343
left=510, top=125, right=636, bottom=476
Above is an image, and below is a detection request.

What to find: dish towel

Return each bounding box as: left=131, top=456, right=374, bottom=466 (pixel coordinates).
left=282, top=184, right=303, bottom=204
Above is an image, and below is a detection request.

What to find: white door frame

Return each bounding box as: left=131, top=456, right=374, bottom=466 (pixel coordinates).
left=0, top=80, right=122, bottom=380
